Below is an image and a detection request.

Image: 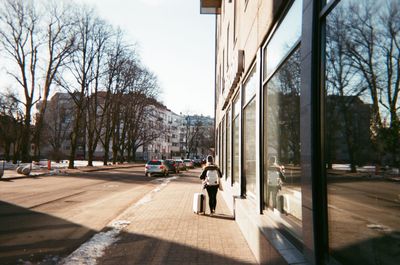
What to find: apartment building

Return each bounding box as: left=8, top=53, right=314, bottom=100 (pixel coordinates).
left=38, top=93, right=213, bottom=162
left=202, top=0, right=399, bottom=264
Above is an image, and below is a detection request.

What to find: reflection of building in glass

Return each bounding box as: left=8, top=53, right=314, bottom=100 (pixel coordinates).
left=202, top=0, right=400, bottom=264
left=326, top=95, right=375, bottom=166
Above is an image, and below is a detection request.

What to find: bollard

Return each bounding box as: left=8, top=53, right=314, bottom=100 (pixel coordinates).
left=47, top=159, right=51, bottom=170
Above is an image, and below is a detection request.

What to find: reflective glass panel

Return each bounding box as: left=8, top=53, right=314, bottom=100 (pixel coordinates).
left=244, top=67, right=257, bottom=105
left=243, top=98, right=256, bottom=197
left=264, top=47, right=302, bottom=239
left=226, top=108, right=231, bottom=180
left=232, top=115, right=240, bottom=184
left=324, top=0, right=400, bottom=264
left=264, top=0, right=302, bottom=78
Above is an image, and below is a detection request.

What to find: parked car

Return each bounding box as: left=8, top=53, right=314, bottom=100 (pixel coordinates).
left=175, top=159, right=186, bottom=171
left=183, top=159, right=194, bottom=169
left=193, top=158, right=202, bottom=167
left=145, top=160, right=168, bottom=177
left=165, top=159, right=180, bottom=174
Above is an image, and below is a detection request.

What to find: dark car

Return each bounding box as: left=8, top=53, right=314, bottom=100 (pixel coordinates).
left=165, top=159, right=180, bottom=174
left=193, top=158, right=202, bottom=167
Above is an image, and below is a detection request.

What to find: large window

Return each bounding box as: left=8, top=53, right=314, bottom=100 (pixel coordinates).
left=226, top=108, right=231, bottom=180
left=221, top=117, right=225, bottom=174
left=243, top=67, right=257, bottom=198
left=232, top=95, right=240, bottom=185
left=323, top=0, right=400, bottom=264
left=262, top=0, right=302, bottom=240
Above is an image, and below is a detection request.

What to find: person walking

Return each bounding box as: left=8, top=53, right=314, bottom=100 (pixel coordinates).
left=199, top=155, right=222, bottom=215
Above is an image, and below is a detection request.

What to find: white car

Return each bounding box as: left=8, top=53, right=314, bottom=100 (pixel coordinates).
left=145, top=160, right=168, bottom=177
left=183, top=159, right=194, bottom=169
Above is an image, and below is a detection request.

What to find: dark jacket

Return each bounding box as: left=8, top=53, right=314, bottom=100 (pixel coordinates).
left=199, top=164, right=222, bottom=180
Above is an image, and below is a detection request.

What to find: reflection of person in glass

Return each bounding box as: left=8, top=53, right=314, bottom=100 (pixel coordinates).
left=267, top=156, right=285, bottom=209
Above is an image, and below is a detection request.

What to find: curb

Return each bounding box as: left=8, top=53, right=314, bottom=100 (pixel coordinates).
left=0, top=164, right=144, bottom=180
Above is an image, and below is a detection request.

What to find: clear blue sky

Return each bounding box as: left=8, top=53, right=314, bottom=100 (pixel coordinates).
left=80, top=0, right=216, bottom=117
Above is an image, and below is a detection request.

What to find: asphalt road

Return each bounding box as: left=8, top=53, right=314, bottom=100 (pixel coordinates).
left=327, top=178, right=400, bottom=264
left=0, top=166, right=168, bottom=265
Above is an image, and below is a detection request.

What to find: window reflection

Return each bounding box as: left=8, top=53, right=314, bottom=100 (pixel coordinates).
left=226, top=108, right=231, bottom=180
left=264, top=0, right=302, bottom=79
left=243, top=98, right=256, bottom=197
left=243, top=67, right=257, bottom=198
left=232, top=96, right=240, bottom=185
left=324, top=0, right=400, bottom=264
left=264, top=47, right=302, bottom=238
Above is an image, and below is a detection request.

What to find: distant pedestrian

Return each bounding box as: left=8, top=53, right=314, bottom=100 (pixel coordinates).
left=199, top=155, right=222, bottom=215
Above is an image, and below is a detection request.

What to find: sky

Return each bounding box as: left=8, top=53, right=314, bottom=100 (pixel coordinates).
left=78, top=0, right=216, bottom=117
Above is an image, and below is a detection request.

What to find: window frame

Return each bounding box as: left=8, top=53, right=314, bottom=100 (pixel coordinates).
left=260, top=0, right=305, bottom=248
left=241, top=63, right=258, bottom=199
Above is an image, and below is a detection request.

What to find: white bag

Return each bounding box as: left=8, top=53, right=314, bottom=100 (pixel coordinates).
left=206, top=169, right=219, bottom=186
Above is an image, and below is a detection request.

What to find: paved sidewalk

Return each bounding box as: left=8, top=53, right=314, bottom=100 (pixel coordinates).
left=96, top=169, right=257, bottom=265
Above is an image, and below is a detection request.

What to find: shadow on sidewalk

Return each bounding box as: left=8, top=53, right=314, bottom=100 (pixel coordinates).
left=0, top=200, right=255, bottom=265
left=0, top=201, right=96, bottom=265
left=207, top=213, right=235, bottom=220
left=97, top=230, right=256, bottom=265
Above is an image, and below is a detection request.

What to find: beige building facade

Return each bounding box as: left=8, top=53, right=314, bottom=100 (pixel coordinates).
left=202, top=0, right=400, bottom=265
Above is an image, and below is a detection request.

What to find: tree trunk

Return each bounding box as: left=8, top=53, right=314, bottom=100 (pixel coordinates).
left=21, top=107, right=32, bottom=162
left=5, top=143, right=11, bottom=162
left=69, top=131, right=77, bottom=169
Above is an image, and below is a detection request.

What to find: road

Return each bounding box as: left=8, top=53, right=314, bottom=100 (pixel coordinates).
left=327, top=178, right=400, bottom=264
left=0, top=166, right=167, bottom=265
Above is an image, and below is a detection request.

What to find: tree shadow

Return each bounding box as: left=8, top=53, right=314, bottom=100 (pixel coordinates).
left=0, top=176, right=43, bottom=182
left=329, top=232, right=400, bottom=265
left=0, top=201, right=96, bottom=265
left=97, top=230, right=257, bottom=265
left=0, top=200, right=256, bottom=265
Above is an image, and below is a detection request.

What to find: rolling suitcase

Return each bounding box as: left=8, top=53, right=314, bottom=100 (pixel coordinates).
left=193, top=192, right=206, bottom=214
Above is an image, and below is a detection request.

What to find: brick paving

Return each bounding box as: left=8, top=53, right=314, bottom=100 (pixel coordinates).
left=97, top=169, right=257, bottom=265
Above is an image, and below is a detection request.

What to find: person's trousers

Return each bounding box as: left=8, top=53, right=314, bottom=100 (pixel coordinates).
left=206, top=185, right=218, bottom=211
left=267, top=185, right=279, bottom=209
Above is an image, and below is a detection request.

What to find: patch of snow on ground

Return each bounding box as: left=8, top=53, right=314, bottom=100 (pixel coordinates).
left=59, top=176, right=178, bottom=265
left=60, top=220, right=131, bottom=265
left=135, top=176, right=178, bottom=207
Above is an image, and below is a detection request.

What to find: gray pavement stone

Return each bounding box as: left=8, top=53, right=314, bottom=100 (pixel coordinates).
left=96, top=171, right=258, bottom=265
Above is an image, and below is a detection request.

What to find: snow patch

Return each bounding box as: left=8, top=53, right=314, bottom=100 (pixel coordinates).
left=134, top=176, right=177, bottom=207
left=367, top=224, right=391, bottom=232
left=59, top=220, right=131, bottom=265
left=59, top=176, right=178, bottom=265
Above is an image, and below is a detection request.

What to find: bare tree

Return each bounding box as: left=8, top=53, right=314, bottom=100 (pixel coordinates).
left=342, top=0, right=400, bottom=166
left=0, top=90, right=24, bottom=162
left=33, top=0, right=77, bottom=159
left=182, top=115, right=212, bottom=158
left=377, top=0, right=400, bottom=166
left=57, top=6, right=104, bottom=169
left=97, top=31, right=127, bottom=165
left=41, top=94, right=73, bottom=162
left=128, top=97, right=165, bottom=161
left=85, top=19, right=112, bottom=166
left=325, top=6, right=367, bottom=172
left=0, top=0, right=41, bottom=162
left=124, top=67, right=160, bottom=162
